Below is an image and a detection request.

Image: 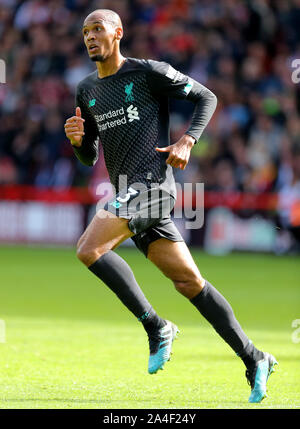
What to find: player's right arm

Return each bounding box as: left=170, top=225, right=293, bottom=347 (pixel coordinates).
left=64, top=106, right=85, bottom=147
left=64, top=86, right=100, bottom=166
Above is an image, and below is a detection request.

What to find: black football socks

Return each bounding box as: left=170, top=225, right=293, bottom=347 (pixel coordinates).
left=88, top=251, right=165, bottom=334
left=190, top=280, right=264, bottom=368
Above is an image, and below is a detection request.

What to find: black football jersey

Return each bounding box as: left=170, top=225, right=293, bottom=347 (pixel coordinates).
left=74, top=57, right=217, bottom=197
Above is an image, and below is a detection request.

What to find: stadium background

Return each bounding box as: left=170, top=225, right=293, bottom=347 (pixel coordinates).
left=0, top=0, right=299, bottom=410
left=0, top=0, right=300, bottom=253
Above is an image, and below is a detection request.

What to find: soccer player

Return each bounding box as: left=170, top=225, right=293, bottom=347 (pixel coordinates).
left=64, top=9, right=277, bottom=403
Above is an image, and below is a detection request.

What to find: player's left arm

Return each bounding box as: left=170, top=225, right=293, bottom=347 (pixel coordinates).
left=145, top=60, right=217, bottom=170
left=155, top=133, right=196, bottom=170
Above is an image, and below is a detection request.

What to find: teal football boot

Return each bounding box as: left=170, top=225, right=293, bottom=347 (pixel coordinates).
left=246, top=352, right=278, bottom=403
left=148, top=320, right=179, bottom=374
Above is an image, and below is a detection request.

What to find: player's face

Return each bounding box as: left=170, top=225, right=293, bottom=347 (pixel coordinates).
left=82, top=18, right=117, bottom=62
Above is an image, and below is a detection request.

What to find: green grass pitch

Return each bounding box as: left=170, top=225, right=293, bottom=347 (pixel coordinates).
left=0, top=245, right=299, bottom=409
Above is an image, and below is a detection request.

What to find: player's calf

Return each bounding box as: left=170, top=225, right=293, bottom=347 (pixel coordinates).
left=76, top=213, right=167, bottom=365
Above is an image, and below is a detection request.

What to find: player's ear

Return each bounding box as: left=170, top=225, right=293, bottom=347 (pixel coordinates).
left=115, top=26, right=123, bottom=41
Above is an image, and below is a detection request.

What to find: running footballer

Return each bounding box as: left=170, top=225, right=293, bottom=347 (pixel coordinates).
left=64, top=9, right=277, bottom=403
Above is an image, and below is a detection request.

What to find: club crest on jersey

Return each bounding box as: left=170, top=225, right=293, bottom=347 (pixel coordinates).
left=125, top=82, right=134, bottom=102
left=127, top=105, right=140, bottom=122
left=88, top=98, right=96, bottom=107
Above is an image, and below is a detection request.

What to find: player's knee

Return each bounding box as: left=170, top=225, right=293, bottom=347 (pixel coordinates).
left=173, top=274, right=205, bottom=298
left=76, top=242, right=102, bottom=266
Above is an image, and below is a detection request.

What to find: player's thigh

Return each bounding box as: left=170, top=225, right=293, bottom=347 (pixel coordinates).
left=147, top=238, right=204, bottom=284
left=77, top=208, right=134, bottom=254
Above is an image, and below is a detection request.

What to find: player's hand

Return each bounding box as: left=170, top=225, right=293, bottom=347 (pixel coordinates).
left=155, top=134, right=196, bottom=170
left=64, top=107, right=85, bottom=147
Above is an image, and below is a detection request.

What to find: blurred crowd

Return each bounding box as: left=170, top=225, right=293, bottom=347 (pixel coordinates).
left=0, top=0, right=300, bottom=214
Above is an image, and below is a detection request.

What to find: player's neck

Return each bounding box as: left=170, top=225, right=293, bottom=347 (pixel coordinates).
left=96, top=53, right=126, bottom=79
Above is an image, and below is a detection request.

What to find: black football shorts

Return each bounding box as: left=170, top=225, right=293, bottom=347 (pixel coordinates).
left=103, top=185, right=184, bottom=257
